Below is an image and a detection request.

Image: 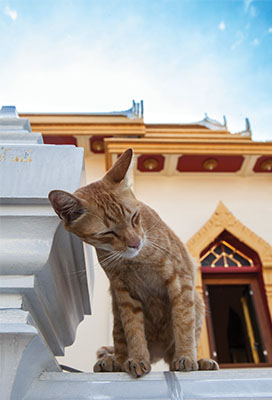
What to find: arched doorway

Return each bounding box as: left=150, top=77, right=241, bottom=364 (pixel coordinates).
left=187, top=201, right=272, bottom=365
left=201, top=230, right=272, bottom=367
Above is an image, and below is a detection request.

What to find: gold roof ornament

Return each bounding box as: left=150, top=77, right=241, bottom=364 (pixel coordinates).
left=260, top=159, right=272, bottom=171
left=143, top=158, right=159, bottom=171
left=203, top=159, right=218, bottom=171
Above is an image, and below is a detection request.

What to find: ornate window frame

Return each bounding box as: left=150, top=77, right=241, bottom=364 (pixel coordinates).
left=187, top=201, right=272, bottom=359
left=200, top=239, right=254, bottom=269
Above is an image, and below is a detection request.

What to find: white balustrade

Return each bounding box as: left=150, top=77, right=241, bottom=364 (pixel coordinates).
left=0, top=106, right=93, bottom=400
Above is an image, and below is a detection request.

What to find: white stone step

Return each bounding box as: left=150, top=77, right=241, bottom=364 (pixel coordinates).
left=24, top=369, right=272, bottom=400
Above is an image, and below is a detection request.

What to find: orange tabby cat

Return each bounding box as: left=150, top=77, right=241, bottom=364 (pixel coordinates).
left=49, top=149, right=219, bottom=378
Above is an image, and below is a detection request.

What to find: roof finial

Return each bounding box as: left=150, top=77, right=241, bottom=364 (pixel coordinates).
left=245, top=117, right=251, bottom=133
left=140, top=100, right=144, bottom=119
left=223, top=115, right=227, bottom=128
left=199, top=113, right=227, bottom=131
left=235, top=117, right=252, bottom=137
left=130, top=99, right=144, bottom=119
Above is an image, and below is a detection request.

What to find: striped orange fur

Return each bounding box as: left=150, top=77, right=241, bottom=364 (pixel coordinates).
left=49, top=149, right=219, bottom=377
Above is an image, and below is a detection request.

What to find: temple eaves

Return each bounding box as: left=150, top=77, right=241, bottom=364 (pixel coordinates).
left=17, top=100, right=144, bottom=120
left=82, top=99, right=144, bottom=119
left=196, top=113, right=228, bottom=131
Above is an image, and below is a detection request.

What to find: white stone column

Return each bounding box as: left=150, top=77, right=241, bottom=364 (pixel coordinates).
left=0, top=106, right=93, bottom=400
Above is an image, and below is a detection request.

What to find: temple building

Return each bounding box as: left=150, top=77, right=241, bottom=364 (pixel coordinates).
left=20, top=101, right=272, bottom=371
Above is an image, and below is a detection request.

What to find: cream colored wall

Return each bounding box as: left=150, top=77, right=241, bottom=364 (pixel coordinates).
left=58, top=156, right=272, bottom=372
left=134, top=174, right=272, bottom=247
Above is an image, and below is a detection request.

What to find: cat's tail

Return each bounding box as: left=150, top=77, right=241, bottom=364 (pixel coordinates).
left=96, top=346, right=115, bottom=359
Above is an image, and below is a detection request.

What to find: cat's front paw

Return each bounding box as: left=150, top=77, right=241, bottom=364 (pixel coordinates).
left=123, top=358, right=151, bottom=378
left=93, top=355, right=122, bottom=372
left=198, top=358, right=219, bottom=370
left=171, top=356, right=198, bottom=372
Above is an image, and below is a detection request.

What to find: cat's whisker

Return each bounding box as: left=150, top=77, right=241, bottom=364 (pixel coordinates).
left=145, top=238, right=167, bottom=253
left=59, top=271, right=86, bottom=281
left=62, top=268, right=86, bottom=276
left=144, top=219, right=161, bottom=234
left=100, top=254, right=115, bottom=266
left=60, top=260, right=102, bottom=280
left=100, top=251, right=124, bottom=276
left=100, top=251, right=123, bottom=269
left=100, top=251, right=120, bottom=265
left=145, top=238, right=182, bottom=263
left=59, top=251, right=117, bottom=280
left=109, top=251, right=123, bottom=265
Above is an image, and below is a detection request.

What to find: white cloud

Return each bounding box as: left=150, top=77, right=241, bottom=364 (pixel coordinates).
left=252, top=38, right=260, bottom=46
left=244, top=0, right=253, bottom=13
left=268, top=27, right=272, bottom=34
left=249, top=5, right=257, bottom=17
left=231, top=31, right=244, bottom=50
left=244, top=0, right=257, bottom=17
left=218, top=21, right=226, bottom=31
left=4, top=6, right=17, bottom=21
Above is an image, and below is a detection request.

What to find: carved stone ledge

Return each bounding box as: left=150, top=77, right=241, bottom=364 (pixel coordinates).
left=0, top=106, right=93, bottom=397
left=0, top=294, right=60, bottom=400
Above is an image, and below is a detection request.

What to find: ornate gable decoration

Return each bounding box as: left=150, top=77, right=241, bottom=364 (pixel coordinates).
left=187, top=201, right=272, bottom=269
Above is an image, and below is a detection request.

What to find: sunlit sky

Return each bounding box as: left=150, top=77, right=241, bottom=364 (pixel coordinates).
left=0, top=0, right=272, bottom=140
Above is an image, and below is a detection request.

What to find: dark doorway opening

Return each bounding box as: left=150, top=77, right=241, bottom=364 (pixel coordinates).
left=207, top=284, right=266, bottom=364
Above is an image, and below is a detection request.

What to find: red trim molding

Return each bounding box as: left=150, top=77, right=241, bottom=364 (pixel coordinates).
left=137, top=154, right=165, bottom=172
left=43, top=135, right=77, bottom=146
left=177, top=155, right=244, bottom=172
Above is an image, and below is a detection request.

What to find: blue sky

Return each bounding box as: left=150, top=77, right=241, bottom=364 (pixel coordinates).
left=0, top=0, right=271, bottom=139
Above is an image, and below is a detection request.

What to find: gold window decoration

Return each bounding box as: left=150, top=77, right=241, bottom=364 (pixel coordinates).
left=200, top=240, right=253, bottom=268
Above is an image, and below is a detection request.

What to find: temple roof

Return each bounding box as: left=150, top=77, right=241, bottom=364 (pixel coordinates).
left=10, top=101, right=272, bottom=175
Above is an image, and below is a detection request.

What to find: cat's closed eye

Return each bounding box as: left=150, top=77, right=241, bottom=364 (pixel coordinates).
left=102, top=231, right=119, bottom=238
left=131, top=211, right=140, bottom=227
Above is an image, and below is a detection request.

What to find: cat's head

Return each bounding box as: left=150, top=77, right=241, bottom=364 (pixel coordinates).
left=49, top=149, right=145, bottom=259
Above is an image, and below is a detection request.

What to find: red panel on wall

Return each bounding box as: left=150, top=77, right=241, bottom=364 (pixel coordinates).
left=43, top=135, right=77, bottom=146
left=253, top=156, right=272, bottom=173
left=90, top=136, right=112, bottom=153
left=177, top=155, right=244, bottom=172
left=137, top=154, right=165, bottom=172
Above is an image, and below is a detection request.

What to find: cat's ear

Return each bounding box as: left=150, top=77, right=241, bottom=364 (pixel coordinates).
left=48, top=190, right=86, bottom=224
left=103, top=148, right=133, bottom=187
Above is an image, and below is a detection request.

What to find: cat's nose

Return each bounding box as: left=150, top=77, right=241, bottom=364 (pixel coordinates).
left=128, top=237, right=141, bottom=250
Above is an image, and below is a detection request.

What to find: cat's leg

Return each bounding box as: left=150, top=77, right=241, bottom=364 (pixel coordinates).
left=111, top=294, right=130, bottom=369
left=164, top=343, right=175, bottom=367
left=93, top=296, right=127, bottom=373
left=198, top=358, right=219, bottom=370
left=112, top=282, right=151, bottom=378
left=194, top=290, right=205, bottom=347
left=194, top=291, right=219, bottom=371
left=93, top=345, right=122, bottom=372
left=166, top=272, right=198, bottom=372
